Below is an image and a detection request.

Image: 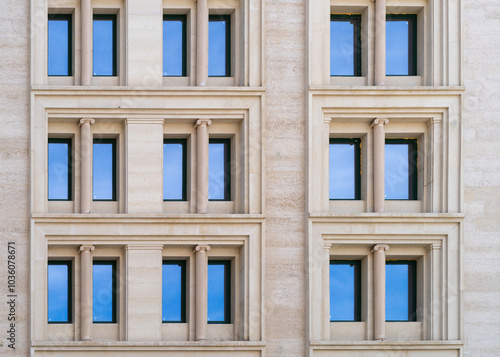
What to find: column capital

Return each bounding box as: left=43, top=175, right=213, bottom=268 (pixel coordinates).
left=370, top=118, right=389, bottom=127
left=426, top=243, right=442, bottom=252
left=195, top=119, right=212, bottom=127
left=79, top=245, right=95, bottom=253
left=323, top=243, right=332, bottom=250
left=427, top=117, right=443, bottom=127
left=370, top=244, right=390, bottom=253
left=323, top=117, right=332, bottom=125
left=193, top=244, right=211, bottom=253
left=79, top=118, right=95, bottom=126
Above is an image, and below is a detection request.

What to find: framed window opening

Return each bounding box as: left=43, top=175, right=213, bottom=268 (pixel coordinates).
left=163, top=14, right=187, bottom=77
left=163, top=139, right=187, bottom=201
left=386, top=14, right=417, bottom=76
left=93, top=14, right=117, bottom=76
left=329, top=138, right=361, bottom=200
left=47, top=260, right=72, bottom=323
left=48, top=14, right=73, bottom=76
left=208, top=14, right=231, bottom=77
left=93, top=138, right=117, bottom=201
left=386, top=260, right=417, bottom=322
left=208, top=138, right=231, bottom=201
left=48, top=138, right=73, bottom=201
left=385, top=138, right=418, bottom=200
left=162, top=260, right=187, bottom=323
left=330, top=14, right=361, bottom=76
left=330, top=260, right=361, bottom=322
left=207, top=260, right=231, bottom=324
left=92, top=260, right=117, bottom=323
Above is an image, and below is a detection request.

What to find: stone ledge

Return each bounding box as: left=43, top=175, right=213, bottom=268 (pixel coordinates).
left=310, top=340, right=464, bottom=350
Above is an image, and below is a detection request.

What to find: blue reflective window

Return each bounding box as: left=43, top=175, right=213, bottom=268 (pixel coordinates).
left=209, top=139, right=231, bottom=201
left=386, top=260, right=417, bottom=321
left=385, top=139, right=417, bottom=200
left=330, top=15, right=361, bottom=76
left=329, top=138, right=361, bottom=200
left=48, top=138, right=72, bottom=200
left=164, top=139, right=187, bottom=201
left=162, top=261, right=186, bottom=323
left=208, top=260, right=231, bottom=323
left=208, top=15, right=231, bottom=77
left=48, top=14, right=72, bottom=76
left=330, top=261, right=361, bottom=321
left=163, top=15, right=187, bottom=77
left=93, top=138, right=116, bottom=201
left=48, top=261, right=72, bottom=323
left=93, top=15, right=117, bottom=76
left=386, top=15, right=417, bottom=76
left=93, top=261, right=116, bottom=323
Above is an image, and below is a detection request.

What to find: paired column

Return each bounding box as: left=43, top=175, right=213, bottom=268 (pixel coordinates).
left=81, top=0, right=92, bottom=85
left=196, top=0, right=209, bottom=86
left=80, top=118, right=95, bottom=213
left=195, top=120, right=212, bottom=213
left=375, top=0, right=386, bottom=86
left=79, top=244, right=95, bottom=341
left=371, top=244, right=389, bottom=340
left=194, top=244, right=211, bottom=341
left=371, top=118, right=389, bottom=213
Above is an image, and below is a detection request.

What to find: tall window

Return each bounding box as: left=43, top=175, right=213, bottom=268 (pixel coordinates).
left=48, top=138, right=72, bottom=201
left=207, top=260, right=231, bottom=324
left=329, top=138, right=361, bottom=200
left=386, top=260, right=417, bottom=321
left=48, top=14, right=72, bottom=76
left=93, top=14, right=117, bottom=76
left=385, top=139, right=418, bottom=200
left=386, top=14, right=417, bottom=76
left=93, top=260, right=117, bottom=323
left=208, top=139, right=231, bottom=201
left=48, top=261, right=72, bottom=323
left=330, top=15, right=361, bottom=76
left=93, top=138, right=116, bottom=201
left=163, top=139, right=187, bottom=201
left=208, top=15, right=231, bottom=77
left=162, top=260, right=186, bottom=323
left=163, top=15, right=187, bottom=77
left=330, top=260, right=361, bottom=321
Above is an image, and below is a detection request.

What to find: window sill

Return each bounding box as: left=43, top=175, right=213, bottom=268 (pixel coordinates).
left=163, top=77, right=191, bottom=86
left=385, top=76, right=422, bottom=86
left=330, top=76, right=367, bottom=86
left=330, top=321, right=366, bottom=340
left=48, top=76, right=74, bottom=86
left=310, top=340, right=464, bottom=349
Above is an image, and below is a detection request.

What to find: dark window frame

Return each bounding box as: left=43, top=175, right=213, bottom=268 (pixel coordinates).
left=329, top=138, right=361, bottom=200
left=386, top=14, right=417, bottom=76
left=48, top=138, right=73, bottom=201
left=47, top=260, right=73, bottom=324
left=209, top=138, right=231, bottom=201
left=162, top=260, right=187, bottom=323
left=385, top=138, right=418, bottom=200
left=92, top=138, right=117, bottom=201
left=93, top=14, right=117, bottom=77
left=92, top=260, right=117, bottom=324
left=163, top=14, right=187, bottom=77
left=163, top=138, right=187, bottom=201
left=386, top=260, right=417, bottom=322
left=329, top=260, right=361, bottom=322
left=207, top=260, right=231, bottom=324
left=330, top=14, right=362, bottom=77
left=208, top=14, right=231, bottom=77
left=48, top=14, right=73, bottom=76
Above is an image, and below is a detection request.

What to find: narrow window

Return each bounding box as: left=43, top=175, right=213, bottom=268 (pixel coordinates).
left=163, top=139, right=187, bottom=201
left=208, top=139, right=231, bottom=201
left=93, top=260, right=117, bottom=323
left=207, top=260, right=231, bottom=324
left=330, top=15, right=361, bottom=76
left=162, top=260, right=186, bottom=323
left=330, top=260, right=361, bottom=321
left=93, top=138, right=116, bottom=201
left=208, top=15, right=231, bottom=77
left=385, top=139, right=417, bottom=200
left=48, top=14, right=72, bottom=76
left=163, top=15, right=187, bottom=77
left=329, top=138, right=361, bottom=200
left=386, top=14, right=417, bottom=76
left=48, top=138, right=72, bottom=201
left=93, top=14, right=117, bottom=76
left=386, top=260, right=417, bottom=321
left=48, top=261, right=72, bottom=323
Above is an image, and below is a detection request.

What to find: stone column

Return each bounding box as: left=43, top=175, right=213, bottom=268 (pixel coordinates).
left=375, top=0, right=386, bottom=86
left=196, top=0, right=209, bottom=86
left=194, top=244, right=210, bottom=341
left=322, top=243, right=332, bottom=340
left=371, top=118, right=389, bottom=213
left=79, top=244, right=95, bottom=341
left=195, top=120, right=212, bottom=213
left=371, top=244, right=389, bottom=340
left=81, top=0, right=92, bottom=85
left=80, top=118, right=95, bottom=213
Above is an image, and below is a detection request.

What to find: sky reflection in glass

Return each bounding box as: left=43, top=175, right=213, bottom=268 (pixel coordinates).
left=208, top=141, right=229, bottom=200
left=330, top=18, right=357, bottom=76
left=163, top=141, right=185, bottom=200
left=329, top=142, right=357, bottom=199
left=48, top=16, right=71, bottom=76
left=386, top=20, right=409, bottom=75
left=208, top=262, right=228, bottom=323
left=162, top=262, right=185, bottom=322
left=93, top=141, right=115, bottom=200
left=48, top=262, right=70, bottom=322
left=209, top=16, right=229, bottom=76
left=93, top=262, right=115, bottom=322
left=386, top=263, right=409, bottom=321
left=93, top=16, right=115, bottom=76
left=163, top=16, right=186, bottom=76
left=385, top=142, right=411, bottom=199
left=330, top=263, right=358, bottom=321
left=48, top=141, right=71, bottom=200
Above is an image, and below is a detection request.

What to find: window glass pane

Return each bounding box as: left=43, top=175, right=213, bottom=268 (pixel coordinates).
left=163, top=16, right=186, bottom=76
left=330, top=17, right=359, bottom=76
left=209, top=16, right=229, bottom=77
left=93, top=140, right=115, bottom=200
left=48, top=262, right=71, bottom=322
left=48, top=16, right=71, bottom=76
left=48, top=140, right=71, bottom=200
left=164, top=141, right=185, bottom=200
left=386, top=19, right=410, bottom=75
left=162, top=262, right=185, bottom=322
left=93, top=262, right=115, bottom=322
left=208, top=262, right=229, bottom=323
left=386, top=263, right=409, bottom=321
left=93, top=16, right=115, bottom=76
left=329, top=141, right=358, bottom=199
left=385, top=140, right=416, bottom=200
left=330, top=262, right=360, bottom=321
left=209, top=140, right=230, bottom=200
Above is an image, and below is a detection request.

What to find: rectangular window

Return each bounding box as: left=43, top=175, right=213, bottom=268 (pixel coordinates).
left=93, top=138, right=116, bottom=201
left=48, top=14, right=72, bottom=76
left=330, top=15, right=361, bottom=76
left=207, top=260, right=231, bottom=324
left=385, top=139, right=417, bottom=200
left=162, top=260, right=186, bottom=323
left=208, top=139, right=231, bottom=201
left=93, top=14, right=117, bottom=76
left=329, top=138, right=361, bottom=200
left=48, top=261, right=72, bottom=323
left=386, top=14, right=417, bottom=76
left=386, top=260, right=417, bottom=321
left=330, top=260, right=361, bottom=322
left=208, top=14, right=231, bottom=77
left=93, top=260, right=117, bottom=323
left=163, top=15, right=187, bottom=77
left=48, top=138, right=72, bottom=201
left=163, top=139, right=187, bottom=201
